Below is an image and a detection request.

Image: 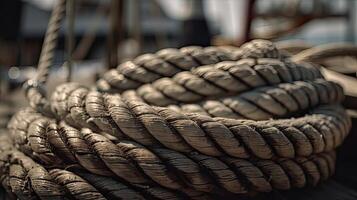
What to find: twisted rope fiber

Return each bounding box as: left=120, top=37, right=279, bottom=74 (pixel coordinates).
left=10, top=95, right=351, bottom=159
left=97, top=46, right=236, bottom=93
left=292, top=43, right=357, bottom=63
left=5, top=106, right=345, bottom=197
left=6, top=90, right=351, bottom=197
left=2, top=39, right=352, bottom=199
left=133, top=79, right=344, bottom=120
left=51, top=75, right=337, bottom=135
left=25, top=0, right=66, bottom=117
left=0, top=134, right=192, bottom=200
left=4, top=108, right=345, bottom=199
left=0, top=142, right=336, bottom=200
left=120, top=58, right=322, bottom=106
left=96, top=39, right=289, bottom=94
left=44, top=81, right=349, bottom=159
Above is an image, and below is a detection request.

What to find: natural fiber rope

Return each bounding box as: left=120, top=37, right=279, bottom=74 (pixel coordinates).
left=9, top=101, right=350, bottom=159
left=166, top=79, right=344, bottom=119
left=96, top=39, right=286, bottom=94
left=275, top=40, right=312, bottom=55
left=96, top=46, right=236, bottom=93
left=1, top=39, right=353, bottom=199
left=4, top=105, right=345, bottom=196
left=0, top=134, right=192, bottom=200
left=24, top=0, right=66, bottom=117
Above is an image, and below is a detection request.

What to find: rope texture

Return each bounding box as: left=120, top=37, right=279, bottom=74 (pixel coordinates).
left=97, top=46, right=235, bottom=93
left=96, top=39, right=288, bottom=94
left=4, top=105, right=346, bottom=197
left=292, top=43, right=357, bottom=63
left=1, top=39, right=352, bottom=199
left=24, top=0, right=66, bottom=117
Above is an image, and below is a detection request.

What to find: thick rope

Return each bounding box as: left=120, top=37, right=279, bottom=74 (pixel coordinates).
left=96, top=46, right=236, bottom=93
left=240, top=39, right=281, bottom=59
left=8, top=102, right=350, bottom=161
left=50, top=77, right=339, bottom=133
left=2, top=39, right=353, bottom=199
left=1, top=145, right=336, bottom=199
left=4, top=110, right=342, bottom=195
left=119, top=58, right=322, bottom=106
left=96, top=40, right=289, bottom=94
left=165, top=79, right=344, bottom=119
left=0, top=134, right=194, bottom=200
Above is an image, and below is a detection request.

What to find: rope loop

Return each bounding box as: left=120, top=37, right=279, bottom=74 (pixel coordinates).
left=2, top=38, right=355, bottom=199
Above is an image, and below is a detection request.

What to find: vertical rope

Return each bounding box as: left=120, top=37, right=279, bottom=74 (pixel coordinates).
left=36, top=0, right=66, bottom=84
left=24, top=0, right=66, bottom=117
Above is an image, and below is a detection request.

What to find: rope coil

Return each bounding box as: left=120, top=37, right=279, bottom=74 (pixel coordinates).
left=1, top=34, right=353, bottom=199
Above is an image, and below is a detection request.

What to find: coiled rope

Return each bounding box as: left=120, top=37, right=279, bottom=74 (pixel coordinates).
left=0, top=12, right=353, bottom=198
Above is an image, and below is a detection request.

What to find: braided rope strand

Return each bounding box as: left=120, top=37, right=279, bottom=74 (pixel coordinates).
left=3, top=116, right=341, bottom=196
left=97, top=46, right=236, bottom=93
left=123, top=59, right=322, bottom=106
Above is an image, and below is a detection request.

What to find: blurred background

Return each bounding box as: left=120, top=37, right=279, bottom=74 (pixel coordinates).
left=0, top=0, right=356, bottom=88
left=0, top=0, right=356, bottom=105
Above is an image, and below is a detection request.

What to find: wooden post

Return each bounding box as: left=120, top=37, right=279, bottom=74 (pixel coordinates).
left=66, top=0, right=75, bottom=82
left=242, top=0, right=256, bottom=44
left=107, top=0, right=123, bottom=69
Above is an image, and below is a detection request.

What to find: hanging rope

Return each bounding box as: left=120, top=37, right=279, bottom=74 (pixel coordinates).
left=24, top=0, right=66, bottom=117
